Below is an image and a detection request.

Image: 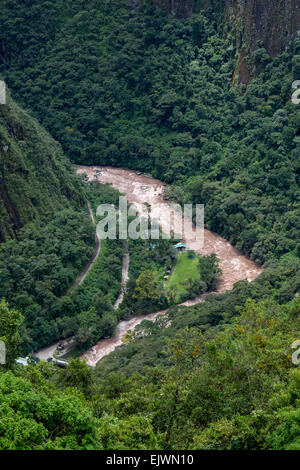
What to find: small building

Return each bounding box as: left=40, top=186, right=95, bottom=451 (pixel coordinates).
left=174, top=243, right=187, bottom=252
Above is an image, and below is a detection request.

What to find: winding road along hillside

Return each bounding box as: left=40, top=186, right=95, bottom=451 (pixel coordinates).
left=77, top=166, right=263, bottom=366
left=35, top=201, right=101, bottom=361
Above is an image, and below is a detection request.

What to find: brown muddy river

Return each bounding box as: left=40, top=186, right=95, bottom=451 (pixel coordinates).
left=77, top=166, right=263, bottom=366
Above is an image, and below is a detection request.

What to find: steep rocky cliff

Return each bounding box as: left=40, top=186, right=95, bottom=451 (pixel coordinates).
left=228, top=0, right=300, bottom=56
left=227, top=0, right=300, bottom=83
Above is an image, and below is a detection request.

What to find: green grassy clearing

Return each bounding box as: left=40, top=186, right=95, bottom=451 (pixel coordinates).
left=165, top=252, right=201, bottom=296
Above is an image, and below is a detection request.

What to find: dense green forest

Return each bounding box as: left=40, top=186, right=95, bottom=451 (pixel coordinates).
left=0, top=296, right=299, bottom=449
left=0, top=0, right=299, bottom=451
left=1, top=0, right=299, bottom=264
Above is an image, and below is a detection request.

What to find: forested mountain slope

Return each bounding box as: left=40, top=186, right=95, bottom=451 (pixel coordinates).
left=0, top=90, right=101, bottom=351
left=0, top=86, right=84, bottom=240
left=154, top=0, right=300, bottom=82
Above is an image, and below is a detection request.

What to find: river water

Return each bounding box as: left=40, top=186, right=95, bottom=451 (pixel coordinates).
left=76, top=166, right=262, bottom=367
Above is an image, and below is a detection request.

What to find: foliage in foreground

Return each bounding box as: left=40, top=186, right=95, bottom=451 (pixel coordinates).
left=0, top=297, right=299, bottom=450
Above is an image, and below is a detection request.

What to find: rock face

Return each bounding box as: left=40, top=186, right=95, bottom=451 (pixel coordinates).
left=228, top=0, right=300, bottom=58
left=227, top=0, right=300, bottom=83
